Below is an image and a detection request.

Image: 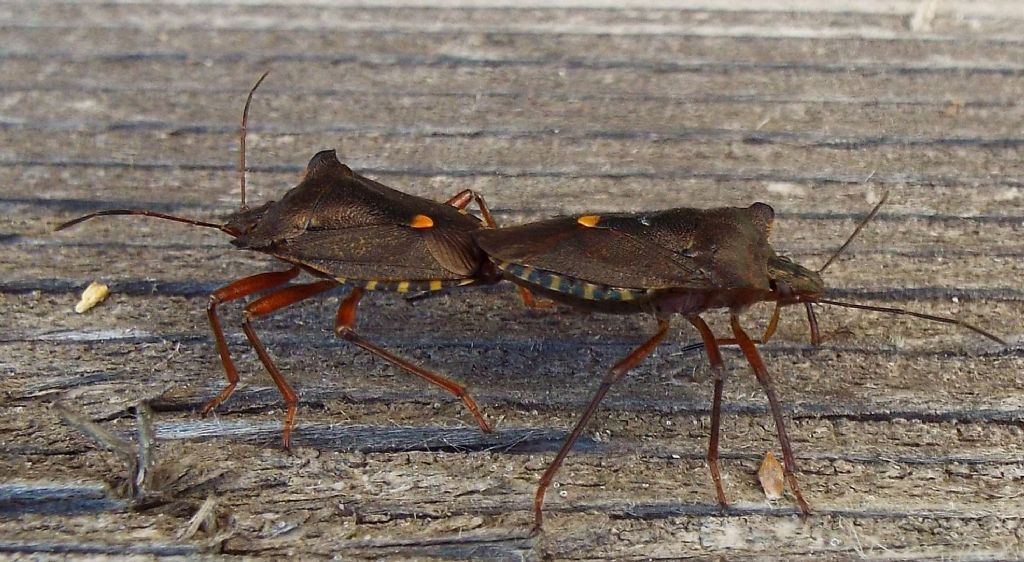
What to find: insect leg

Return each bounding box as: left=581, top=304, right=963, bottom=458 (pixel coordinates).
left=334, top=288, right=493, bottom=434
left=515, top=286, right=556, bottom=309
left=444, top=189, right=496, bottom=228
left=716, top=303, right=782, bottom=346
left=756, top=302, right=820, bottom=345
left=202, top=267, right=302, bottom=417
left=805, top=302, right=821, bottom=346
left=719, top=302, right=822, bottom=347
left=241, top=279, right=339, bottom=449
left=729, top=314, right=811, bottom=516
left=688, top=316, right=729, bottom=509
left=532, top=318, right=671, bottom=533
left=761, top=303, right=782, bottom=343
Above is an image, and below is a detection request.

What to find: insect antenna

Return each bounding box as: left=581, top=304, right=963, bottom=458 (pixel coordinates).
left=787, top=190, right=890, bottom=344
left=56, top=72, right=272, bottom=236
left=239, top=71, right=269, bottom=212
left=807, top=190, right=1005, bottom=347
left=55, top=209, right=234, bottom=234
left=818, top=190, right=890, bottom=274
left=814, top=298, right=1006, bottom=346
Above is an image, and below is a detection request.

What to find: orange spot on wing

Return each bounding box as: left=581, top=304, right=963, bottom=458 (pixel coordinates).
left=410, top=214, right=434, bottom=229
left=576, top=214, right=600, bottom=228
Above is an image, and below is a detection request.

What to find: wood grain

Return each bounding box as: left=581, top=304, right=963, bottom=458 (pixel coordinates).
left=2, top=1, right=1022, bottom=559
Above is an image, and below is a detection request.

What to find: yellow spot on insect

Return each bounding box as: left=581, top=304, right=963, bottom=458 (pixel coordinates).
left=336, top=276, right=348, bottom=284
left=410, top=214, right=434, bottom=229
left=364, top=280, right=379, bottom=290
left=429, top=280, right=443, bottom=291
left=583, top=284, right=596, bottom=300
left=618, top=289, right=635, bottom=301
left=576, top=214, right=600, bottom=228
left=397, top=281, right=411, bottom=293
left=546, top=275, right=563, bottom=291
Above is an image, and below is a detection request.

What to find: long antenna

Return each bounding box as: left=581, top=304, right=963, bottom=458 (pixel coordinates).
left=816, top=298, right=1006, bottom=346
left=239, top=71, right=270, bottom=212
left=819, top=190, right=889, bottom=274
left=55, top=209, right=234, bottom=234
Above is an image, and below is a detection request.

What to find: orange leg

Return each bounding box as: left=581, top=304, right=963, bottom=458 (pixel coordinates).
left=201, top=267, right=301, bottom=416
left=444, top=189, right=497, bottom=228
left=762, top=303, right=782, bottom=343
left=718, top=302, right=822, bottom=347
left=716, top=302, right=782, bottom=346
left=689, top=316, right=729, bottom=509
left=516, top=286, right=556, bottom=309
left=241, top=279, right=339, bottom=449
left=532, top=318, right=671, bottom=533
left=334, top=288, right=492, bottom=433
left=730, top=314, right=811, bottom=516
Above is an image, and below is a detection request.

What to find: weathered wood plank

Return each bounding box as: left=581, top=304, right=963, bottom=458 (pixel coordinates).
left=3, top=1, right=1023, bottom=559
left=9, top=133, right=1024, bottom=192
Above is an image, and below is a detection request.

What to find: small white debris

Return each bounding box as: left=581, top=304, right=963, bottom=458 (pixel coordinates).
left=765, top=182, right=806, bottom=197
left=909, top=0, right=938, bottom=32
left=74, top=282, right=109, bottom=314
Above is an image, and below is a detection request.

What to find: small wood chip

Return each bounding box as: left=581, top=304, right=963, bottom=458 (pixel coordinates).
left=758, top=450, right=785, bottom=500
left=74, top=281, right=109, bottom=313
left=179, top=494, right=219, bottom=540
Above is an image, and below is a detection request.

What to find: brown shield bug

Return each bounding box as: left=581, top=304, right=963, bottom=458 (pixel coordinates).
left=56, top=73, right=509, bottom=448
left=475, top=196, right=1005, bottom=530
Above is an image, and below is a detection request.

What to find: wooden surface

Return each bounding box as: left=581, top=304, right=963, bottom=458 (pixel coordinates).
left=2, top=1, right=1024, bottom=559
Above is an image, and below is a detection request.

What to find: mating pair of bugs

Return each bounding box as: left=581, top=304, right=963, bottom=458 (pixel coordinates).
left=58, top=74, right=1005, bottom=531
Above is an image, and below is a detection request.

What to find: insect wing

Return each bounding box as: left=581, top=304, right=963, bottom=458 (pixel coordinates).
left=476, top=216, right=710, bottom=289
left=602, top=206, right=776, bottom=291
left=234, top=150, right=483, bottom=280
left=274, top=224, right=476, bottom=280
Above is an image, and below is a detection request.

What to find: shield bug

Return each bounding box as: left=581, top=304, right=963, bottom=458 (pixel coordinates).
left=56, top=74, right=508, bottom=448
left=475, top=197, right=1005, bottom=530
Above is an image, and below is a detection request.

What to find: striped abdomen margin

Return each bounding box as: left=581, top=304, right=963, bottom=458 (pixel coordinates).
left=496, top=260, right=654, bottom=302
left=334, top=277, right=478, bottom=293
